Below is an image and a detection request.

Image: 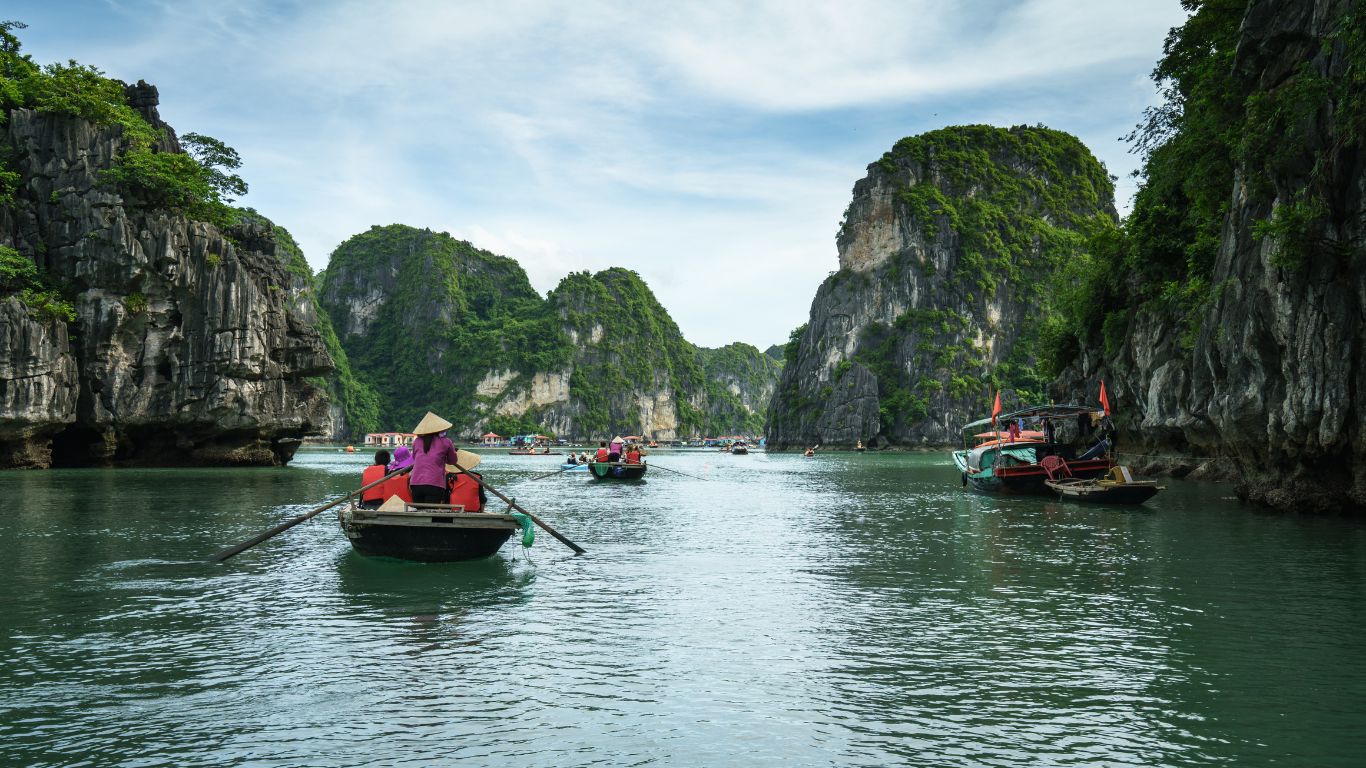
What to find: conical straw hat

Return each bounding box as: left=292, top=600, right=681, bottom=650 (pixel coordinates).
left=413, top=411, right=453, bottom=435
left=444, top=449, right=483, bottom=473
left=377, top=495, right=407, bottom=512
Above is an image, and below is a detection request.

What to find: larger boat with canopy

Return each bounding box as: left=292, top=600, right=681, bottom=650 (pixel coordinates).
left=952, top=404, right=1114, bottom=495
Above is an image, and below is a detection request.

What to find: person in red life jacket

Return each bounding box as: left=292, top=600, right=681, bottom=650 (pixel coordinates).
left=624, top=444, right=642, bottom=465
left=409, top=412, right=462, bottom=504
left=443, top=449, right=487, bottom=512
left=595, top=441, right=610, bottom=463
left=360, top=450, right=392, bottom=509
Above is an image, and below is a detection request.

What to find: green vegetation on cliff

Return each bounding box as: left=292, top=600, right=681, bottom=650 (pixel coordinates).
left=1, top=22, right=245, bottom=227
left=1046, top=1, right=1366, bottom=370
left=0, top=244, right=74, bottom=321
left=697, top=343, right=781, bottom=435
left=877, top=125, right=1114, bottom=299
left=552, top=268, right=706, bottom=436
left=321, top=225, right=572, bottom=434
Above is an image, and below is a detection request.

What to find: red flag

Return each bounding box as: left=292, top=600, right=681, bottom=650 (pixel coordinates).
left=991, top=390, right=1002, bottom=424
left=1099, top=380, right=1111, bottom=416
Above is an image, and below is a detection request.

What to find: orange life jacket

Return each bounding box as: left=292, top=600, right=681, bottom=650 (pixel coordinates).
left=625, top=450, right=641, bottom=464
left=361, top=464, right=387, bottom=502
left=595, top=447, right=609, bottom=462
left=448, top=473, right=482, bottom=512
left=381, top=473, right=412, bottom=503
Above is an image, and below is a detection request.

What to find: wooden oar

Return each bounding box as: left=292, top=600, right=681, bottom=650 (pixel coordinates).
left=453, top=461, right=586, bottom=555
left=207, top=467, right=409, bottom=563
left=645, top=463, right=709, bottom=481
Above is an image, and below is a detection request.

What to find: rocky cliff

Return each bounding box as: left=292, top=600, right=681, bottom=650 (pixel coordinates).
left=767, top=125, right=1116, bottom=449
left=1054, top=0, right=1366, bottom=512
left=318, top=227, right=777, bottom=439
left=0, top=84, right=332, bottom=466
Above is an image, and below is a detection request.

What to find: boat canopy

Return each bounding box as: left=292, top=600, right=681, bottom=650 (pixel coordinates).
left=961, top=404, right=1097, bottom=434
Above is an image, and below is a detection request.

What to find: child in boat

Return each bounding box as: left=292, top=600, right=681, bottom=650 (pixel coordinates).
left=360, top=450, right=391, bottom=509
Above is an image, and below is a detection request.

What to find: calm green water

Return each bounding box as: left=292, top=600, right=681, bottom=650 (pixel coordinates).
left=2, top=448, right=1364, bottom=767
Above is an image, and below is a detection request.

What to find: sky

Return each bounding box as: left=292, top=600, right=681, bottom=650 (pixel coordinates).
left=12, top=0, right=1187, bottom=349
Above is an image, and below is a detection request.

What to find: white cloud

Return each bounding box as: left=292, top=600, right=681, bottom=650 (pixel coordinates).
left=16, top=0, right=1186, bottom=348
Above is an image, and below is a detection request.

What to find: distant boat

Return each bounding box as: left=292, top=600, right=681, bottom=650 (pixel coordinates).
left=730, top=440, right=749, bottom=455
left=560, top=462, right=589, bottom=471
left=338, top=500, right=526, bottom=562
left=587, top=461, right=647, bottom=480
left=854, top=440, right=866, bottom=452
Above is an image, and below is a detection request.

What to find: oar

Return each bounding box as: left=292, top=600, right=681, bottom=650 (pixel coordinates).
left=646, top=463, right=709, bottom=481
left=208, top=467, right=410, bottom=563
left=453, top=461, right=586, bottom=555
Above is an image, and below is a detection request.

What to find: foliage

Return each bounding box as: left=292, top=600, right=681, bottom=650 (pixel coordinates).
left=180, top=132, right=247, bottom=203
left=321, top=225, right=573, bottom=433
left=1044, top=1, right=1366, bottom=370
left=831, top=125, right=1115, bottom=431
left=554, top=267, right=706, bottom=436
left=1, top=244, right=75, bottom=322
left=783, top=323, right=807, bottom=367
left=697, top=342, right=781, bottom=435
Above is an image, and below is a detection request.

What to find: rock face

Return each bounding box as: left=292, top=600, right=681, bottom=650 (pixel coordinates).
left=768, top=125, right=1115, bottom=449
left=0, top=297, right=78, bottom=467
left=0, top=92, right=331, bottom=466
left=1058, top=0, right=1366, bottom=512
left=319, top=227, right=778, bottom=439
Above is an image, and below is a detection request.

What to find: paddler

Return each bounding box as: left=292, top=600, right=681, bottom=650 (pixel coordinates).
left=409, top=412, right=463, bottom=504
left=360, top=449, right=391, bottom=509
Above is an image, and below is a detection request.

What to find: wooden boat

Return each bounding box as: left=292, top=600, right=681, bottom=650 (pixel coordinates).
left=509, top=449, right=558, bottom=456
left=338, top=500, right=523, bottom=562
left=587, top=461, right=647, bottom=480
left=952, top=404, right=1114, bottom=496
left=730, top=441, right=749, bottom=455
left=854, top=440, right=866, bottom=452
left=1044, top=465, right=1164, bottom=504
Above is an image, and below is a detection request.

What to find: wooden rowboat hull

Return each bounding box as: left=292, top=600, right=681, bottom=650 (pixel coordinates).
left=1044, top=479, right=1162, bottom=505
left=588, top=462, right=647, bottom=480
left=339, top=505, right=518, bottom=562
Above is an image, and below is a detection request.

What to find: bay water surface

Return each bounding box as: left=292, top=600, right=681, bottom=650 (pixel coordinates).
left=2, top=448, right=1364, bottom=766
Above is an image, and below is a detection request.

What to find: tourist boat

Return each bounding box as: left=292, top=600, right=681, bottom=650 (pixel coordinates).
left=338, top=498, right=528, bottom=562
left=730, top=440, right=749, bottom=455
left=587, top=461, right=648, bottom=480
left=854, top=440, right=866, bottom=452
left=952, top=404, right=1114, bottom=495
left=560, top=461, right=589, bottom=471
left=1044, top=464, right=1164, bottom=504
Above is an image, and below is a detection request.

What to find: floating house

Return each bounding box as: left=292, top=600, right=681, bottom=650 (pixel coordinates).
left=363, top=432, right=416, bottom=447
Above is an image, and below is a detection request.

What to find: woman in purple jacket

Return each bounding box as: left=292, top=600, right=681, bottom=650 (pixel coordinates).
left=408, top=412, right=462, bottom=504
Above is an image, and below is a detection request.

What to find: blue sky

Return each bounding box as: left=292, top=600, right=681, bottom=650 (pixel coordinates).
left=13, top=0, right=1186, bottom=349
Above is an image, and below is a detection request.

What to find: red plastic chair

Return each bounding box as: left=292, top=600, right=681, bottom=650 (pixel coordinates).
left=1040, top=455, right=1072, bottom=480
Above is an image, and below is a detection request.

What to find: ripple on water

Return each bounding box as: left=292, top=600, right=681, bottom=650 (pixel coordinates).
left=2, top=450, right=1365, bottom=766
